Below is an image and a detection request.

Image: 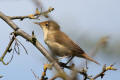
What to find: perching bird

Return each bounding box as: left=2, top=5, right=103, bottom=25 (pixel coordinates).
left=35, top=20, right=100, bottom=64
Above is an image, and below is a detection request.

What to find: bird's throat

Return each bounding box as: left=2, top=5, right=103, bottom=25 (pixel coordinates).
left=42, top=28, right=49, bottom=41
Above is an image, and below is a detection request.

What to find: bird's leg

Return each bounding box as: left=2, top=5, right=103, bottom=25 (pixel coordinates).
left=57, top=56, right=67, bottom=68
left=65, top=56, right=74, bottom=65
left=58, top=56, right=74, bottom=68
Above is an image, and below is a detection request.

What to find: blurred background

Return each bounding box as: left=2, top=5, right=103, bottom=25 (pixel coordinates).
left=0, top=0, right=120, bottom=80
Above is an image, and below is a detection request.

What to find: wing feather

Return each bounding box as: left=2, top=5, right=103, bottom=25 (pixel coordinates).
left=51, top=31, right=85, bottom=54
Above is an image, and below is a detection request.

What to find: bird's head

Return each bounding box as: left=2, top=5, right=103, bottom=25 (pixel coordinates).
left=34, top=20, right=60, bottom=31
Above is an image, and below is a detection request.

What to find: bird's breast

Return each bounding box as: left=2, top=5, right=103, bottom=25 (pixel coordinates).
left=42, top=28, right=49, bottom=41
left=45, top=40, right=72, bottom=57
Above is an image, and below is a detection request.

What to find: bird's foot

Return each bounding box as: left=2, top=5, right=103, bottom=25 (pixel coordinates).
left=58, top=62, right=75, bottom=69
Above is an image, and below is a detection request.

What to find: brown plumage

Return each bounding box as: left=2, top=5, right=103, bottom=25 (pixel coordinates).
left=35, top=20, right=100, bottom=64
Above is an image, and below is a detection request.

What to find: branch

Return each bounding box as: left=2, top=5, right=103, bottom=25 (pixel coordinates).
left=0, top=36, right=15, bottom=65
left=0, top=11, right=71, bottom=80
left=8, top=8, right=54, bottom=20
left=92, top=64, right=117, bottom=80
left=62, top=63, right=117, bottom=80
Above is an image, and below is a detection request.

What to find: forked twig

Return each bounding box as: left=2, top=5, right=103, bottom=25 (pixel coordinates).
left=0, top=36, right=15, bottom=65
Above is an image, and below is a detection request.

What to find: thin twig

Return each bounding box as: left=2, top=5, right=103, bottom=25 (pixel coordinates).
left=92, top=64, right=117, bottom=80
left=31, top=69, right=40, bottom=80
left=15, top=38, right=28, bottom=54
left=0, top=36, right=15, bottom=65
left=14, top=40, right=20, bottom=54
left=8, top=8, right=54, bottom=20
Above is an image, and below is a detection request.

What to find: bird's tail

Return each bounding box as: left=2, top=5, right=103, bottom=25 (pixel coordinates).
left=81, top=53, right=100, bottom=65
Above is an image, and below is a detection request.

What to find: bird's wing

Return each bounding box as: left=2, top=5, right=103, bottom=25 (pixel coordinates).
left=50, top=31, right=100, bottom=64
left=53, top=31, right=85, bottom=54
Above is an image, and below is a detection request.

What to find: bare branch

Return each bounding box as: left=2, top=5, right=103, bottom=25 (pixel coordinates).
left=0, top=36, right=15, bottom=65
left=92, top=64, right=117, bottom=80
left=61, top=62, right=117, bottom=80
left=8, top=8, right=54, bottom=20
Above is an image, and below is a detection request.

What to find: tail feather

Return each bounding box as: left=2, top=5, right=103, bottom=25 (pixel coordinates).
left=81, top=53, right=100, bottom=65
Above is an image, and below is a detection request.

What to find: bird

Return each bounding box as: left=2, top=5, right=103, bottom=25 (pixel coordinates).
left=34, top=20, right=100, bottom=64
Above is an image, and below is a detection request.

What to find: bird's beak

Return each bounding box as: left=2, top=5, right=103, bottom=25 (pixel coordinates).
left=34, top=22, right=43, bottom=28
left=34, top=22, right=40, bottom=25
left=34, top=21, right=47, bottom=28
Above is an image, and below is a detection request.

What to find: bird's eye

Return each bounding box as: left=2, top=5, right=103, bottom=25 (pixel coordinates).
left=45, top=23, right=49, bottom=27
